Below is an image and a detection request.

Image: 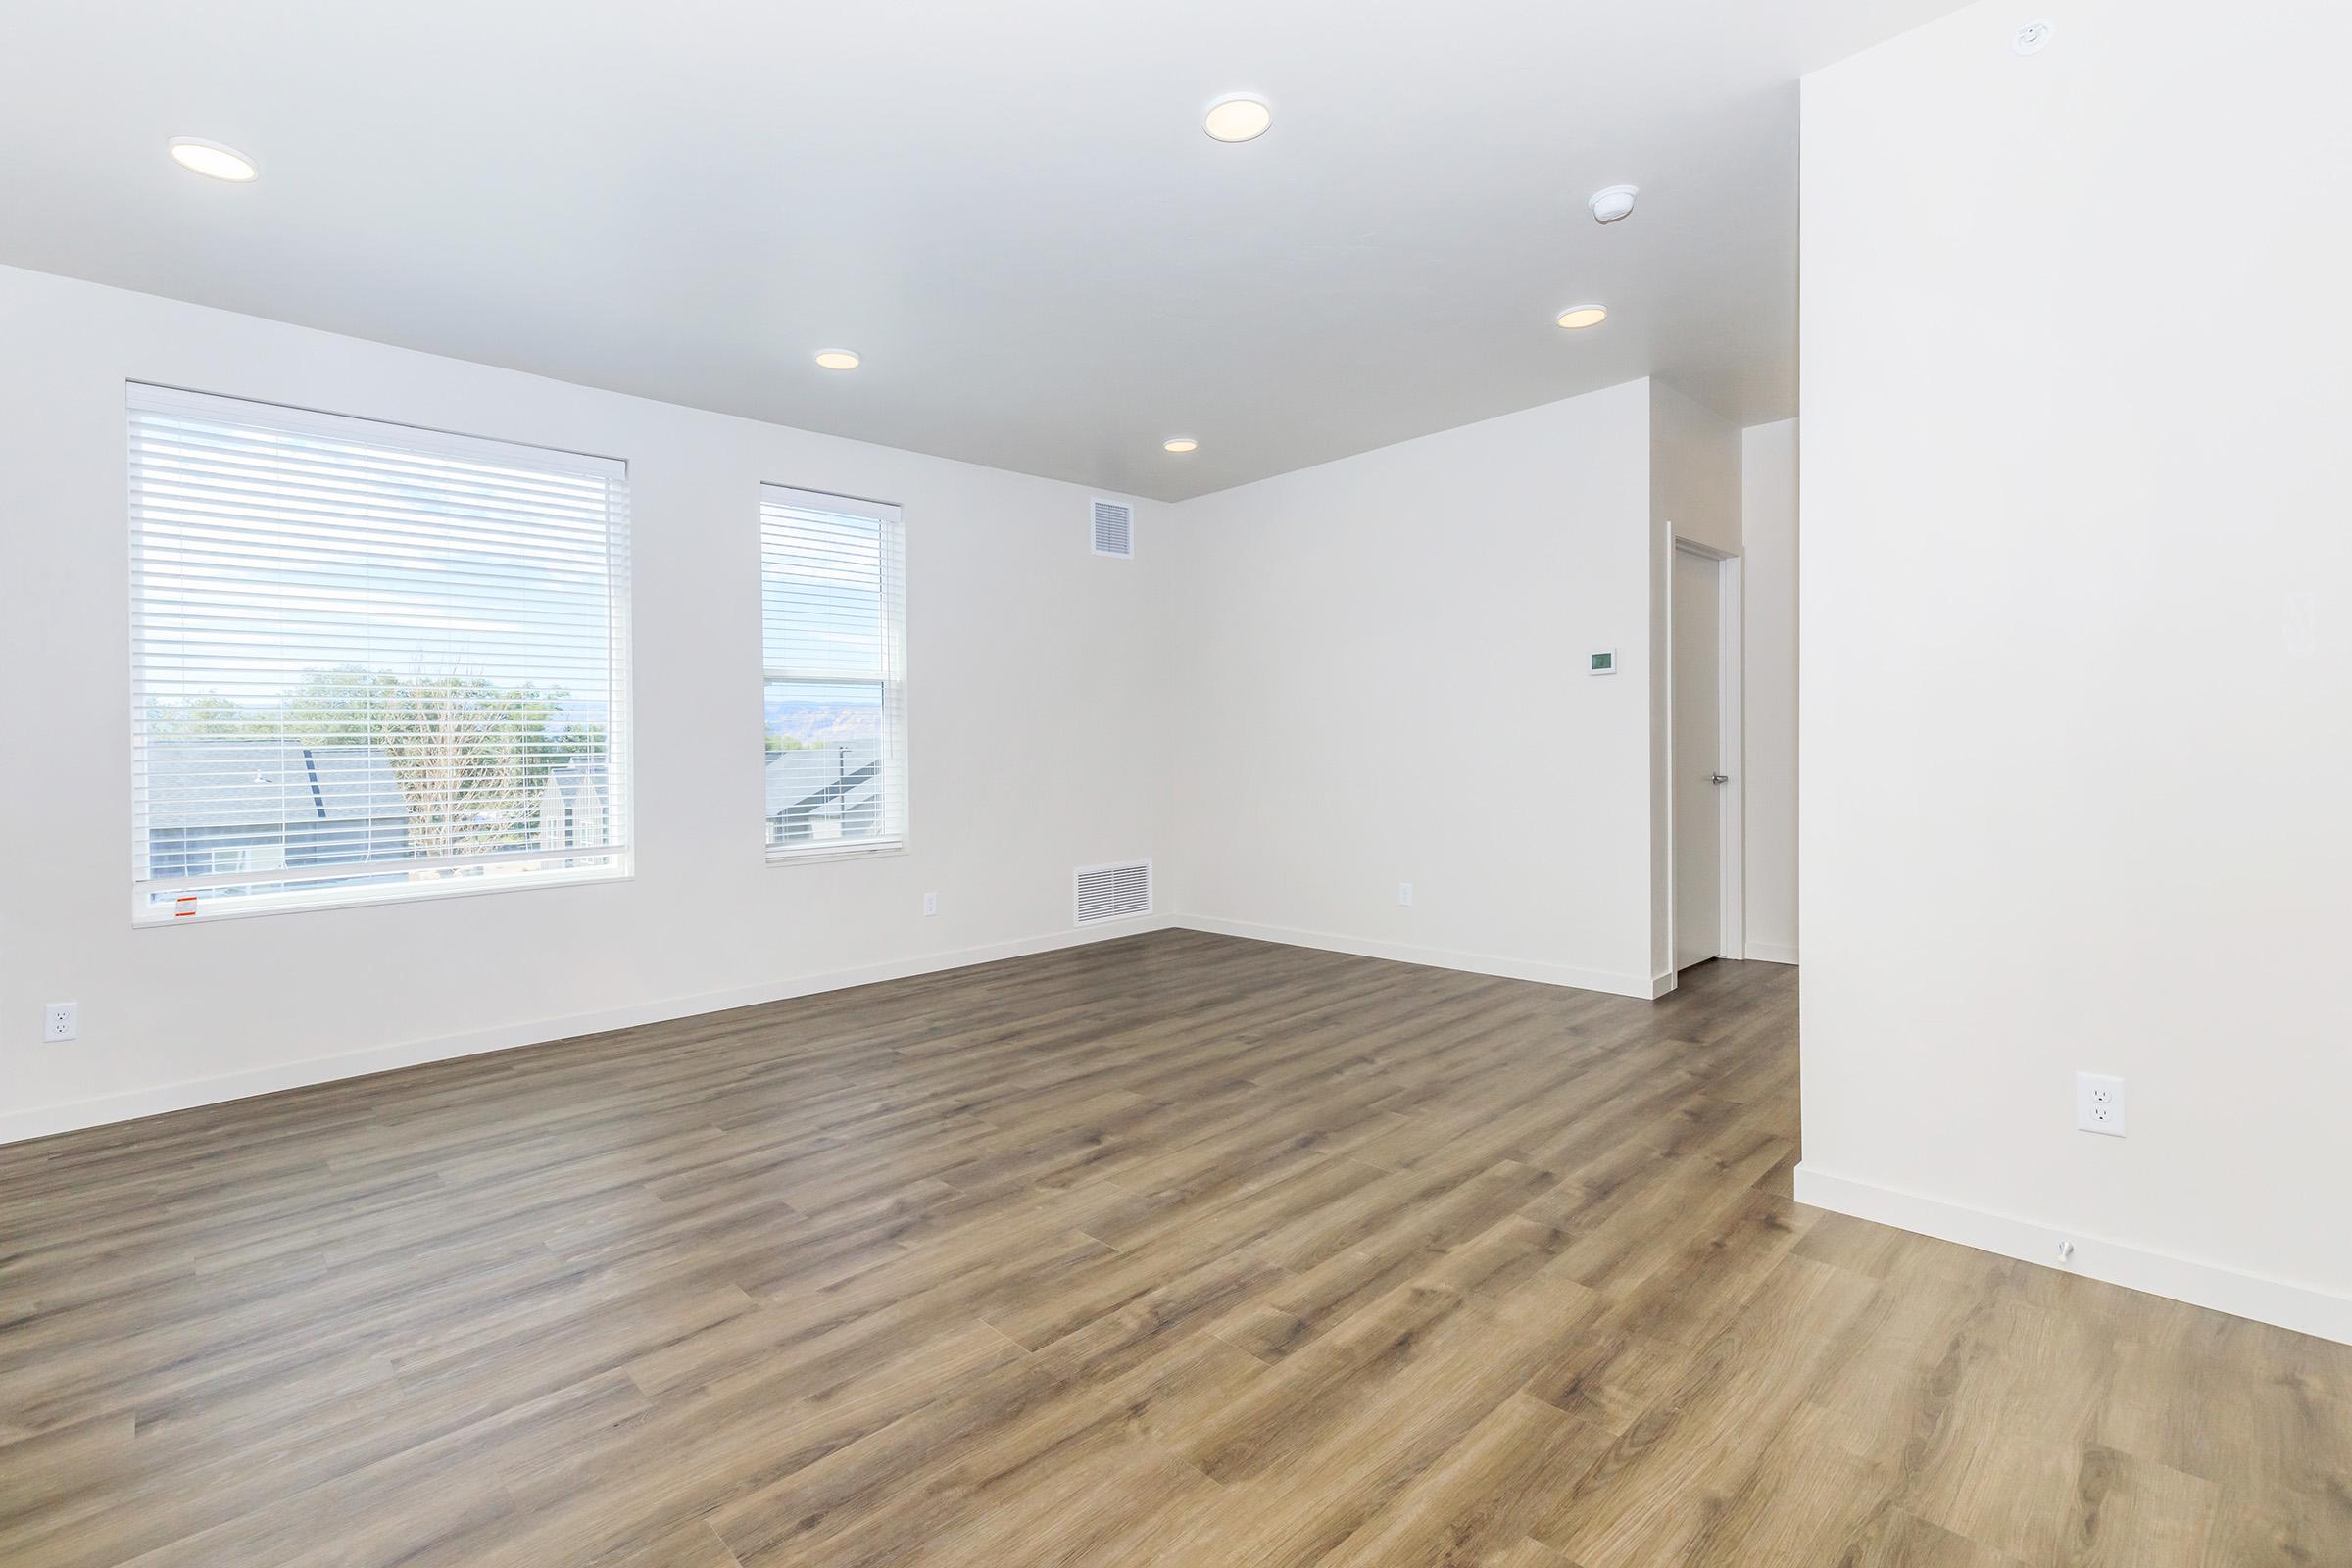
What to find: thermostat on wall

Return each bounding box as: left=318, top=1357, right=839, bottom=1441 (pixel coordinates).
left=1588, top=649, right=1617, bottom=675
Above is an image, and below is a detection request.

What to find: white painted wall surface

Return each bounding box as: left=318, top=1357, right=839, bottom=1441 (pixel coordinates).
left=1799, top=0, right=2352, bottom=1339
left=0, top=274, right=1734, bottom=1138
left=0, top=265, right=1174, bottom=1139
left=1646, top=381, right=1742, bottom=983
left=1740, top=418, right=1797, bottom=963
left=1165, top=383, right=1660, bottom=996
left=1649, top=383, right=1741, bottom=560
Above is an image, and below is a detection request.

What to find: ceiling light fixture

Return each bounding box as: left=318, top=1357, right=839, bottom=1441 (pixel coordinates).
left=1589, top=184, right=1639, bottom=223
left=1203, top=96, right=1272, bottom=143
left=1555, top=304, right=1609, bottom=330
left=168, top=138, right=259, bottom=183
left=814, top=350, right=861, bottom=370
left=1162, top=437, right=1199, bottom=454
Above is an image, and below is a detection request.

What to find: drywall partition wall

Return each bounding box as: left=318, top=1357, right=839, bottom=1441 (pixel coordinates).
left=1648, top=383, right=1740, bottom=560
left=0, top=264, right=1174, bottom=1141
left=1740, top=419, right=1796, bottom=963
left=1163, top=381, right=1660, bottom=996
left=1799, top=0, right=2352, bottom=1340
left=1645, top=381, right=1741, bottom=984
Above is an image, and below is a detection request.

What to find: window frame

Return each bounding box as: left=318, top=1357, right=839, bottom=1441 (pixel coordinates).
left=126, top=383, right=634, bottom=925
left=760, top=484, right=909, bottom=865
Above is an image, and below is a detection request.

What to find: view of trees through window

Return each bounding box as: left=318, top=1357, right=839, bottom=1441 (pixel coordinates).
left=150, top=667, right=607, bottom=858
left=128, top=388, right=630, bottom=916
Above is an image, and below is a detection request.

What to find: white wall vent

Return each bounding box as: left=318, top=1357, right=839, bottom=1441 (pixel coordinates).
left=1074, top=859, right=1152, bottom=925
left=1091, top=498, right=1135, bottom=558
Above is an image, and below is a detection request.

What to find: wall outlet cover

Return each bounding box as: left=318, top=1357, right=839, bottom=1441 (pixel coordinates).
left=2075, top=1071, right=2126, bottom=1137
left=43, top=1002, right=77, bottom=1043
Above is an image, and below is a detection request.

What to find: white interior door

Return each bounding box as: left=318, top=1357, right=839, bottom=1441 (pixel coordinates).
left=1672, top=546, right=1724, bottom=970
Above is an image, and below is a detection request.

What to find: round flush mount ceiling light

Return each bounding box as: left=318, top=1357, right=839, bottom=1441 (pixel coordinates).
left=1589, top=184, right=1639, bottom=223
left=168, top=138, right=259, bottom=182
left=1162, top=437, right=1199, bottom=454
left=1203, top=96, right=1272, bottom=143
left=1555, top=304, right=1609, bottom=330
left=813, top=349, right=861, bottom=370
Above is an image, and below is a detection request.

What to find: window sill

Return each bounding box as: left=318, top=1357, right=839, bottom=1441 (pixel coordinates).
left=765, top=840, right=907, bottom=867
left=134, top=860, right=630, bottom=927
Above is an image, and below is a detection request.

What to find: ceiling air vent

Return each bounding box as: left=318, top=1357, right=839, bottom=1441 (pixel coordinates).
left=1074, top=859, right=1152, bottom=925
left=1091, top=498, right=1134, bottom=558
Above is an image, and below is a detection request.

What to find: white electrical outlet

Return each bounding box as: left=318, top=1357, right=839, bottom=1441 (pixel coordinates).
left=1397, top=882, right=1413, bottom=906
left=923, top=892, right=939, bottom=917
left=2075, top=1071, right=2126, bottom=1137
left=44, top=1002, right=77, bottom=1043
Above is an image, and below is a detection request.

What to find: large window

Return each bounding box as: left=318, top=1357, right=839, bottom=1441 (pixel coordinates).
left=761, top=485, right=906, bottom=859
left=129, top=385, right=631, bottom=921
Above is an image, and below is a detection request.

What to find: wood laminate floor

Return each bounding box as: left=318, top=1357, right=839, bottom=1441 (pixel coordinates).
left=2, top=931, right=2346, bottom=1566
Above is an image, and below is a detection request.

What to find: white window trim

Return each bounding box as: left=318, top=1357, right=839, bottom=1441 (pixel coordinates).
left=764, top=840, right=910, bottom=867
left=130, top=861, right=633, bottom=928
left=126, top=382, right=629, bottom=479
left=127, top=383, right=634, bottom=924
left=760, top=484, right=909, bottom=866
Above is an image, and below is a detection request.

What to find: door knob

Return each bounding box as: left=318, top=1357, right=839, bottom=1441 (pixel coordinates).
left=1709, top=773, right=1730, bottom=784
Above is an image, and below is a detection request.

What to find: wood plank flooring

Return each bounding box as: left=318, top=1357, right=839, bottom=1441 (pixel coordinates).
left=2, top=930, right=2346, bottom=1566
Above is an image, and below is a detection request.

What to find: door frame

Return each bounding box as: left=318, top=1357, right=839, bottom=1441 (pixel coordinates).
left=1667, top=537, right=1745, bottom=967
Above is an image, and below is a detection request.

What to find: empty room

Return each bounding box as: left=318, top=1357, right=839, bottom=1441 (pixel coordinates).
left=2, top=0, right=2346, bottom=1563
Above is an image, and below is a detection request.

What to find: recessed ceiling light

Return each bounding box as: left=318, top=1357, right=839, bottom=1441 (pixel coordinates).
left=1203, top=96, right=1272, bottom=143
left=814, top=350, right=861, bottom=370
left=1162, top=437, right=1199, bottom=454
left=168, top=138, right=259, bottom=183
left=1555, top=304, right=1609, bottom=330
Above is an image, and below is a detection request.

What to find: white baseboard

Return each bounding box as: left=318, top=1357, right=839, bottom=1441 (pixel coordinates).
left=0, top=919, right=1173, bottom=1147
left=1742, top=941, right=1799, bottom=965
left=1794, top=1162, right=2352, bottom=1346
left=1175, top=916, right=1655, bottom=1000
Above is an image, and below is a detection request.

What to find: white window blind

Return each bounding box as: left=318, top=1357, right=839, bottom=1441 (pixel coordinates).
left=761, top=485, right=907, bottom=859
left=128, top=384, right=631, bottom=921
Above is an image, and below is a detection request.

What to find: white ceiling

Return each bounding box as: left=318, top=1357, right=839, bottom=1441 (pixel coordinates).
left=3, top=0, right=1964, bottom=501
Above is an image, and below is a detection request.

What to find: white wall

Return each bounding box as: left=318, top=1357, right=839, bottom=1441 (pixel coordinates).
left=0, top=265, right=1175, bottom=1140
left=1646, top=382, right=1742, bottom=981
left=0, top=270, right=1780, bottom=1142
left=1165, top=382, right=1662, bottom=996
left=1799, top=0, right=2352, bottom=1340
left=1740, top=418, right=1797, bottom=962
left=1649, top=383, right=1741, bottom=560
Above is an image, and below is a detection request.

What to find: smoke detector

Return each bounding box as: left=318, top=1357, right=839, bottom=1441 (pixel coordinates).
left=1589, top=184, right=1639, bottom=224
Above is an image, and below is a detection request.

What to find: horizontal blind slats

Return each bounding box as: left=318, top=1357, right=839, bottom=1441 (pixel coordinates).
left=760, top=487, right=907, bottom=858
left=129, top=390, right=632, bottom=920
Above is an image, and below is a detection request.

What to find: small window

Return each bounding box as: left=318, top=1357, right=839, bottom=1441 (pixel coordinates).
left=129, top=385, right=631, bottom=921
left=761, top=486, right=908, bottom=859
